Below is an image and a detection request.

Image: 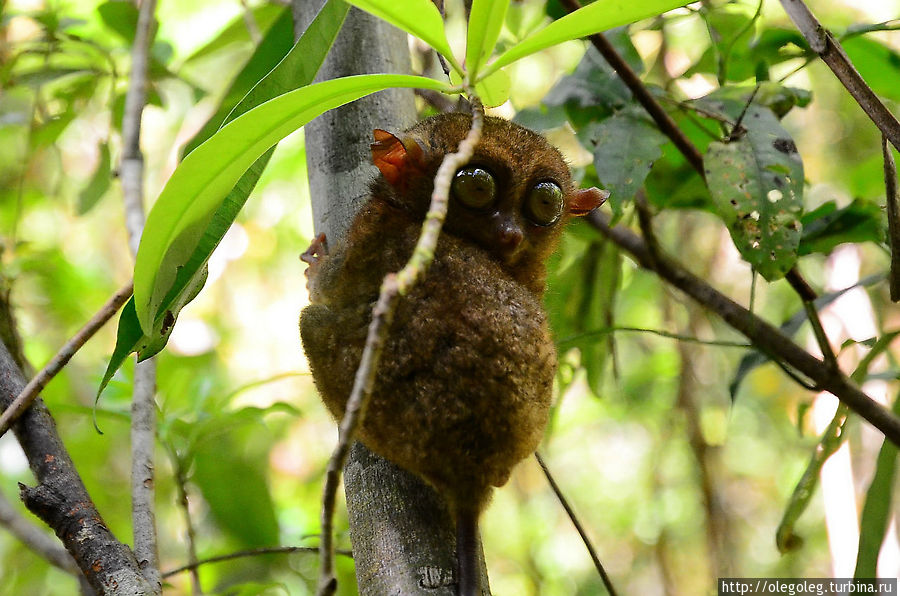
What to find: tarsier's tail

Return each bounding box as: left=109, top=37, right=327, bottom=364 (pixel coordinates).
left=455, top=505, right=480, bottom=596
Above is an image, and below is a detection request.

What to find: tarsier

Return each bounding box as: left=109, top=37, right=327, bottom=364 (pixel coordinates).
left=300, top=112, right=606, bottom=595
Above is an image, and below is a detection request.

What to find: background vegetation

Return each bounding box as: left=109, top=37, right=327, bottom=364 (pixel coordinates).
left=0, top=0, right=898, bottom=594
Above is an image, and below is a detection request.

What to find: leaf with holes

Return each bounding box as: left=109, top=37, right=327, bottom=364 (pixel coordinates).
left=704, top=106, right=804, bottom=281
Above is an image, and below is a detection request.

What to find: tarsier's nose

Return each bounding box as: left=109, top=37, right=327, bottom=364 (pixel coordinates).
left=498, top=225, right=524, bottom=250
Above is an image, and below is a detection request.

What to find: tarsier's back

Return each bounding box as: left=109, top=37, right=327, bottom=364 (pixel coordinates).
left=299, top=112, right=606, bottom=594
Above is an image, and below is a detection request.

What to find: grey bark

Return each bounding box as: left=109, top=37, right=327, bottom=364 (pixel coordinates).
left=291, top=3, right=488, bottom=593
left=120, top=0, right=161, bottom=588
left=0, top=341, right=153, bottom=594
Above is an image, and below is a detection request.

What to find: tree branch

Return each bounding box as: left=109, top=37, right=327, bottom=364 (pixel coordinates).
left=120, top=0, right=160, bottom=590
left=559, top=0, right=705, bottom=176
left=586, top=210, right=900, bottom=445
left=535, top=453, right=618, bottom=596
left=0, top=341, right=153, bottom=594
left=0, top=487, right=79, bottom=575
left=778, top=0, right=900, bottom=154
left=0, top=282, right=133, bottom=438
left=161, top=545, right=352, bottom=579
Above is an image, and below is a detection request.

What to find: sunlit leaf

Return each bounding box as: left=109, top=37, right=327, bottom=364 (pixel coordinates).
left=450, top=67, right=510, bottom=107
left=466, top=0, right=510, bottom=77
left=101, top=0, right=349, bottom=383
left=182, top=3, right=288, bottom=64
left=182, top=7, right=296, bottom=157
left=483, top=0, right=692, bottom=77
left=134, top=74, right=449, bottom=333
left=346, top=0, right=461, bottom=72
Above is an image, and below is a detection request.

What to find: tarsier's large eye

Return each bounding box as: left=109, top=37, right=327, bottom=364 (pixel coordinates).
left=451, top=166, right=496, bottom=210
left=524, top=181, right=564, bottom=226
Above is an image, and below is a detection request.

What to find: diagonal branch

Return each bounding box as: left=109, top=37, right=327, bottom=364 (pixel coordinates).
left=0, top=340, right=153, bottom=594
left=0, top=281, right=134, bottom=438
left=778, top=0, right=900, bottom=154
left=586, top=210, right=900, bottom=445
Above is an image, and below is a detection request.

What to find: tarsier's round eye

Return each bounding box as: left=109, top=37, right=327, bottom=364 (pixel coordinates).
left=451, top=166, right=496, bottom=210
left=524, top=181, right=564, bottom=226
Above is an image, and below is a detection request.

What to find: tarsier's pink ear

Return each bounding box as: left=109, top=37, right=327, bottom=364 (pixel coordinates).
left=371, top=129, right=426, bottom=186
left=568, top=187, right=609, bottom=216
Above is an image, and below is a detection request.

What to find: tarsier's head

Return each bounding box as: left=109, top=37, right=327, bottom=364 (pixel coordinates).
left=370, top=113, right=607, bottom=273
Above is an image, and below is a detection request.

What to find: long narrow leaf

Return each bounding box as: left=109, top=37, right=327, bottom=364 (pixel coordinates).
left=483, top=0, right=692, bottom=78
left=346, top=0, right=461, bottom=72
left=133, top=74, right=449, bottom=332
left=466, top=0, right=510, bottom=77
left=855, top=393, right=900, bottom=577
left=100, top=0, right=348, bottom=396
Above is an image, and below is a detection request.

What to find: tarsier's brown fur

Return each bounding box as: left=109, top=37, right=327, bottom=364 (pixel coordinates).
left=300, top=113, right=605, bottom=595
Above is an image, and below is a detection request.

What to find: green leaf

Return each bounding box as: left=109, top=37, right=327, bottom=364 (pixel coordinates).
left=182, top=7, right=296, bottom=157
left=776, top=403, right=850, bottom=553
left=346, top=0, right=461, bottom=72
left=855, top=393, right=900, bottom=578
left=546, top=223, right=620, bottom=398
left=182, top=3, right=288, bottom=64
left=194, top=437, right=280, bottom=548
left=134, top=73, right=449, bottom=333
left=97, top=0, right=139, bottom=43
left=483, top=0, right=691, bottom=77
left=842, top=36, right=900, bottom=104
left=102, top=0, right=350, bottom=387
left=778, top=332, right=899, bottom=554
left=466, top=0, right=510, bottom=78
left=799, top=198, right=884, bottom=256
left=450, top=67, right=510, bottom=108
left=77, top=141, right=111, bottom=215
left=586, top=107, right=667, bottom=218
left=704, top=105, right=804, bottom=281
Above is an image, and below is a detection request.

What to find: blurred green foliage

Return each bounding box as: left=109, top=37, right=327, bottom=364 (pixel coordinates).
left=1, top=0, right=899, bottom=594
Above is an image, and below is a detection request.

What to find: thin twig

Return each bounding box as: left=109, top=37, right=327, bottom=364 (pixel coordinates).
left=535, top=452, right=619, bottom=596
left=586, top=210, right=900, bottom=445
left=785, top=268, right=838, bottom=371
left=557, top=326, right=750, bottom=349
left=120, top=0, right=160, bottom=590
left=0, top=281, right=134, bottom=438
left=883, top=135, right=900, bottom=301
left=170, top=448, right=203, bottom=595
left=162, top=545, right=353, bottom=578
left=778, top=0, right=900, bottom=154
left=316, top=97, right=485, bottom=596
left=558, top=0, right=705, bottom=176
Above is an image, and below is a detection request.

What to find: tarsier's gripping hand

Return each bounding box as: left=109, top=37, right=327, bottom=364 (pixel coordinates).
left=301, top=232, right=328, bottom=303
